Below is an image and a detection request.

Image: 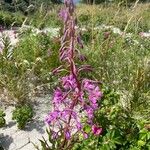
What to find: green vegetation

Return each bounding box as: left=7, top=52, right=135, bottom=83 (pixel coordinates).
left=73, top=87, right=150, bottom=150
left=0, top=0, right=61, bottom=13
left=0, top=1, right=150, bottom=148
left=77, top=4, right=150, bottom=32
left=0, top=109, right=6, bottom=128
left=0, top=31, right=60, bottom=105
left=12, top=105, right=33, bottom=129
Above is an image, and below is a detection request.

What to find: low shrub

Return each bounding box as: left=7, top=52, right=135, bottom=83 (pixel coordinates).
left=0, top=109, right=6, bottom=128
left=12, top=105, right=33, bottom=129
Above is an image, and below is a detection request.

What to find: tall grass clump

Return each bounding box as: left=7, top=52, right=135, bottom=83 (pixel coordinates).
left=0, top=28, right=60, bottom=105
left=76, top=3, right=150, bottom=33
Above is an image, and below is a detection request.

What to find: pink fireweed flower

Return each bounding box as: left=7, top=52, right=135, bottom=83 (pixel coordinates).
left=83, top=132, right=88, bottom=139
left=88, top=86, right=102, bottom=103
left=83, top=80, right=95, bottom=91
left=45, top=110, right=60, bottom=125
left=76, top=122, right=82, bottom=130
left=62, top=74, right=77, bottom=90
left=83, top=79, right=102, bottom=106
left=61, top=109, right=77, bottom=120
left=53, top=88, right=64, bottom=104
left=65, top=130, right=71, bottom=140
left=92, top=124, right=102, bottom=136
left=52, top=131, right=59, bottom=139
left=85, top=106, right=94, bottom=120
left=59, top=9, right=68, bottom=23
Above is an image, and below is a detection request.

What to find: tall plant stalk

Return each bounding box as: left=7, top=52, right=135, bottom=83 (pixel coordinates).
left=45, top=0, right=102, bottom=149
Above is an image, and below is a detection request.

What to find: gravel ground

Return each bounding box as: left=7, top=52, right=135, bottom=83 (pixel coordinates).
left=0, top=95, right=51, bottom=150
